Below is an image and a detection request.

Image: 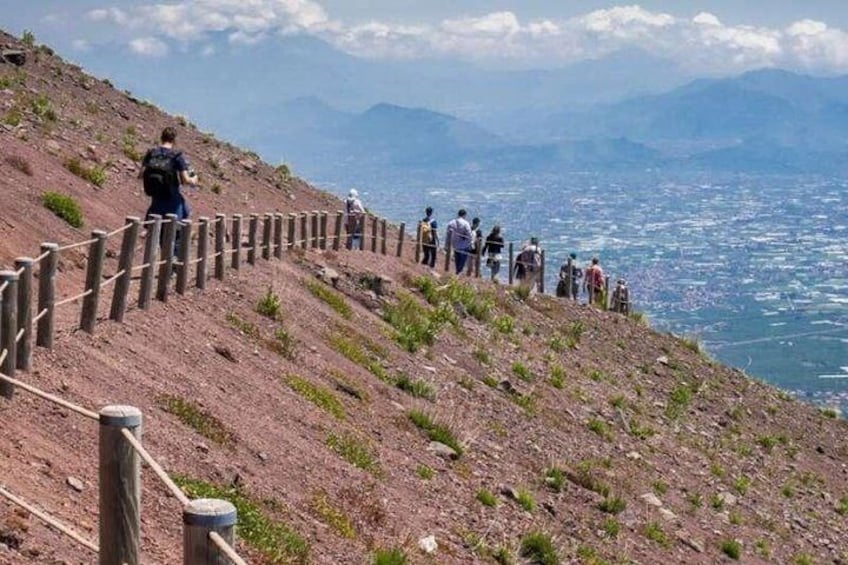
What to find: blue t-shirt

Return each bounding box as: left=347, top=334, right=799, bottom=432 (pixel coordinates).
left=143, top=146, right=189, bottom=218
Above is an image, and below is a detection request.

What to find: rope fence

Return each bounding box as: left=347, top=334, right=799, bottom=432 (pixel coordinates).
left=0, top=205, right=631, bottom=564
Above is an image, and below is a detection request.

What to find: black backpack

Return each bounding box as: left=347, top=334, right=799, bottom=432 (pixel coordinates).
left=142, top=149, right=180, bottom=198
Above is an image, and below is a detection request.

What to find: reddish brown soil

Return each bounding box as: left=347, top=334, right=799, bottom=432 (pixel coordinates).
left=0, top=32, right=847, bottom=565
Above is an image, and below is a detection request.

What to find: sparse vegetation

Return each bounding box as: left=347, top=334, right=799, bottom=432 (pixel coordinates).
left=652, top=480, right=668, bottom=496
left=21, top=30, right=35, bottom=47
left=837, top=496, right=848, bottom=516
left=227, top=312, right=260, bottom=339
left=544, top=467, right=565, bottom=493
left=476, top=488, right=498, bottom=507
left=407, top=410, right=463, bottom=456
left=602, top=517, right=620, bottom=538
left=598, top=494, right=626, bottom=514
left=734, top=476, right=751, bottom=496
left=549, top=364, right=565, bottom=388
left=665, top=383, right=693, bottom=419
left=306, top=280, right=352, bottom=319
left=267, top=327, right=296, bottom=360
left=473, top=347, right=491, bottom=365
left=157, top=394, right=234, bottom=446
left=516, top=488, right=536, bottom=512
left=311, top=490, right=355, bottom=539
left=285, top=375, right=345, bottom=420
left=413, top=275, right=494, bottom=322
left=587, top=418, right=612, bottom=440
left=493, top=314, right=515, bottom=334
left=519, top=531, right=558, bottom=565
left=383, top=292, right=449, bottom=352
left=42, top=191, right=83, bottom=228
left=328, top=332, right=390, bottom=382
left=175, top=475, right=309, bottom=564
left=393, top=373, right=435, bottom=400
left=122, top=131, right=143, bottom=162
left=326, top=431, right=380, bottom=474
left=720, top=539, right=742, bottom=560
left=512, top=361, right=533, bottom=382
left=64, top=157, right=107, bottom=187
left=644, top=521, right=669, bottom=547
left=416, top=465, right=434, bottom=480
left=30, top=94, right=56, bottom=122
left=512, top=285, right=531, bottom=301
left=372, top=548, right=406, bottom=565
left=256, top=287, right=281, bottom=319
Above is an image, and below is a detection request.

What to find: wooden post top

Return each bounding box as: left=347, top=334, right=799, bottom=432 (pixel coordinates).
left=0, top=270, right=19, bottom=281
left=99, top=405, right=142, bottom=427
left=184, top=499, right=237, bottom=527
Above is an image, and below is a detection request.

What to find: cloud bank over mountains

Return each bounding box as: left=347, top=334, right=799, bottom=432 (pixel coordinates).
left=79, top=1, right=848, bottom=74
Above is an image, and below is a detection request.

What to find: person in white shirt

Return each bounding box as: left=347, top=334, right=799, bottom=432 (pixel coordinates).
left=445, top=209, right=473, bottom=274
left=345, top=188, right=365, bottom=249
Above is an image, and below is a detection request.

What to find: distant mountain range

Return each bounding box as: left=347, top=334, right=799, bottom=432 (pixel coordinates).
left=74, top=36, right=848, bottom=178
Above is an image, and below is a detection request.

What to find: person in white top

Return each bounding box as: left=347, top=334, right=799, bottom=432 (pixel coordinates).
left=445, top=209, right=473, bottom=274
left=345, top=188, right=365, bottom=249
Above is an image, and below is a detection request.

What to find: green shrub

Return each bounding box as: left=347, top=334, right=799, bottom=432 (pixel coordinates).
left=42, top=191, right=83, bottom=228
left=549, top=365, right=565, bottom=389
left=306, top=280, right=352, bottom=319
left=157, top=394, right=234, bottom=446
left=122, top=132, right=142, bottom=162
left=413, top=275, right=494, bottom=322
left=644, top=522, right=669, bottom=547
left=473, top=347, right=491, bottom=365
left=720, top=539, right=742, bottom=560
left=587, top=418, right=612, bottom=440
left=267, top=327, right=296, bottom=360
left=175, top=475, right=309, bottom=563
left=493, top=315, right=515, bottom=334
left=476, top=488, right=498, bottom=507
left=544, top=467, right=565, bottom=493
left=564, top=321, right=585, bottom=347
left=516, top=488, right=536, bottom=512
left=665, top=384, right=693, bottom=419
left=519, top=531, right=558, bottom=565
left=227, top=312, right=260, bottom=339
left=512, top=285, right=531, bottom=301
left=416, top=465, right=434, bottom=480
left=328, top=332, right=390, bottom=382
left=64, top=157, right=107, bottom=187
left=602, top=517, right=620, bottom=538
left=310, top=490, right=355, bottom=539
left=326, top=431, right=380, bottom=474
left=21, top=30, right=35, bottom=46
left=837, top=496, right=848, bottom=516
left=256, top=287, right=281, bottom=319
left=383, top=292, right=447, bottom=352
left=407, top=410, right=463, bottom=456
left=285, top=375, right=345, bottom=420
left=31, top=94, right=56, bottom=121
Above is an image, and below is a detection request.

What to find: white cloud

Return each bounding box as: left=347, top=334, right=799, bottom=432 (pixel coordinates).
left=84, top=2, right=848, bottom=73
left=129, top=36, right=169, bottom=57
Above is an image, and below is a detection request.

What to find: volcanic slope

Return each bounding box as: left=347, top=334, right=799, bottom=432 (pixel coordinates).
left=1, top=31, right=847, bottom=565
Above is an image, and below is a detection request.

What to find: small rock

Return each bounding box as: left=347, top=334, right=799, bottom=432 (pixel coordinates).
left=657, top=355, right=669, bottom=366
left=717, top=491, right=737, bottom=507
left=675, top=530, right=705, bottom=553
left=500, top=486, right=519, bottom=501
left=626, top=451, right=642, bottom=460
left=66, top=476, right=85, bottom=492
left=542, top=502, right=557, bottom=516
left=213, top=345, right=237, bottom=363
left=257, top=452, right=269, bottom=462
left=391, top=401, right=405, bottom=412
left=428, top=441, right=459, bottom=460
left=659, top=508, right=677, bottom=522
left=196, top=443, right=209, bottom=454
left=640, top=493, right=663, bottom=507
left=498, top=380, right=518, bottom=395
left=46, top=140, right=61, bottom=155
left=418, top=535, right=438, bottom=554
left=442, top=354, right=457, bottom=365
left=422, top=365, right=437, bottom=374
left=317, top=267, right=340, bottom=286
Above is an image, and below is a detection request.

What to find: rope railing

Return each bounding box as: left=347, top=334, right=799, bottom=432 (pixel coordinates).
left=209, top=531, right=249, bottom=565
left=0, top=485, right=99, bottom=553
left=56, top=237, right=98, bottom=253
left=0, top=371, right=100, bottom=420
left=55, top=288, right=92, bottom=308
left=107, top=222, right=134, bottom=238
left=119, top=428, right=191, bottom=507
left=32, top=307, right=48, bottom=323
left=100, top=269, right=126, bottom=289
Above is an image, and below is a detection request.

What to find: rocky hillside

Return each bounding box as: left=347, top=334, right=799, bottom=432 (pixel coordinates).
left=1, top=31, right=847, bottom=565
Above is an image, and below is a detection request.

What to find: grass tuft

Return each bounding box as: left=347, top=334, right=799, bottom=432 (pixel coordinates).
left=372, top=547, right=407, bottom=565
left=720, top=539, right=742, bottom=560
left=256, top=287, right=281, bottom=319
left=544, top=467, right=565, bottom=493
left=285, top=375, right=345, bottom=420
left=383, top=291, right=451, bottom=353
left=157, top=394, right=234, bottom=446
left=311, top=490, right=355, bottom=539
left=598, top=494, right=627, bottom=514
left=644, top=521, right=669, bottom=547
left=408, top=410, right=463, bottom=456
left=306, top=280, right=352, bottom=319
left=516, top=488, right=536, bottom=512
left=326, top=431, right=381, bottom=474
left=511, top=361, right=534, bottom=382
left=394, top=373, right=435, bottom=400
left=549, top=365, right=565, bottom=389
left=477, top=488, right=498, bottom=507
left=64, top=157, right=106, bottom=187
left=519, top=531, right=558, bottom=565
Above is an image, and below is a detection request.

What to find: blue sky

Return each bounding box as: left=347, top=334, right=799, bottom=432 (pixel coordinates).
left=5, top=1, right=848, bottom=74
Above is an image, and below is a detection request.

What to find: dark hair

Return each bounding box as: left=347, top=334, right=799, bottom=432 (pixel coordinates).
left=458, top=209, right=467, bottom=217
left=425, top=206, right=433, bottom=215
left=160, top=127, right=177, bottom=143
left=471, top=217, right=480, bottom=226
left=592, top=257, right=599, bottom=265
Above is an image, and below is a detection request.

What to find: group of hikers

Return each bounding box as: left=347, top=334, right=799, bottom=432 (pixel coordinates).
left=139, top=126, right=629, bottom=312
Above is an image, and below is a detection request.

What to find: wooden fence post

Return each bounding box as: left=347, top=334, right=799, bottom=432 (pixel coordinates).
left=300, top=213, right=308, bottom=250
left=414, top=221, right=422, bottom=263
left=333, top=212, right=343, bottom=251
left=156, top=214, right=179, bottom=303
left=565, top=257, right=573, bottom=300
left=176, top=220, right=193, bottom=295
left=183, top=499, right=238, bottom=565
left=231, top=214, right=242, bottom=270
left=380, top=219, right=388, bottom=255
left=247, top=214, right=258, bottom=266
left=110, top=217, right=140, bottom=323
left=99, top=405, right=141, bottom=565
left=287, top=214, right=297, bottom=251
left=214, top=214, right=226, bottom=281
left=508, top=242, right=515, bottom=285
left=475, top=243, right=483, bottom=278
left=0, top=271, right=18, bottom=396
left=274, top=214, right=283, bottom=259
left=319, top=211, right=328, bottom=250
left=605, top=275, right=611, bottom=310
left=81, top=230, right=108, bottom=333
left=138, top=216, right=161, bottom=310
left=396, top=222, right=405, bottom=258
left=14, top=258, right=33, bottom=372
left=539, top=249, right=546, bottom=294
left=370, top=216, right=378, bottom=253
left=444, top=237, right=452, bottom=272
left=262, top=214, right=272, bottom=260
left=196, top=217, right=209, bottom=290
left=36, top=243, right=59, bottom=348
left=311, top=211, right=319, bottom=249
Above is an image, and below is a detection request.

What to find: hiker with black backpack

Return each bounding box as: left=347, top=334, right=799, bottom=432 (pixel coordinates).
left=419, top=206, right=439, bottom=268
left=481, top=225, right=504, bottom=282
left=515, top=237, right=542, bottom=292
left=140, top=126, right=198, bottom=222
